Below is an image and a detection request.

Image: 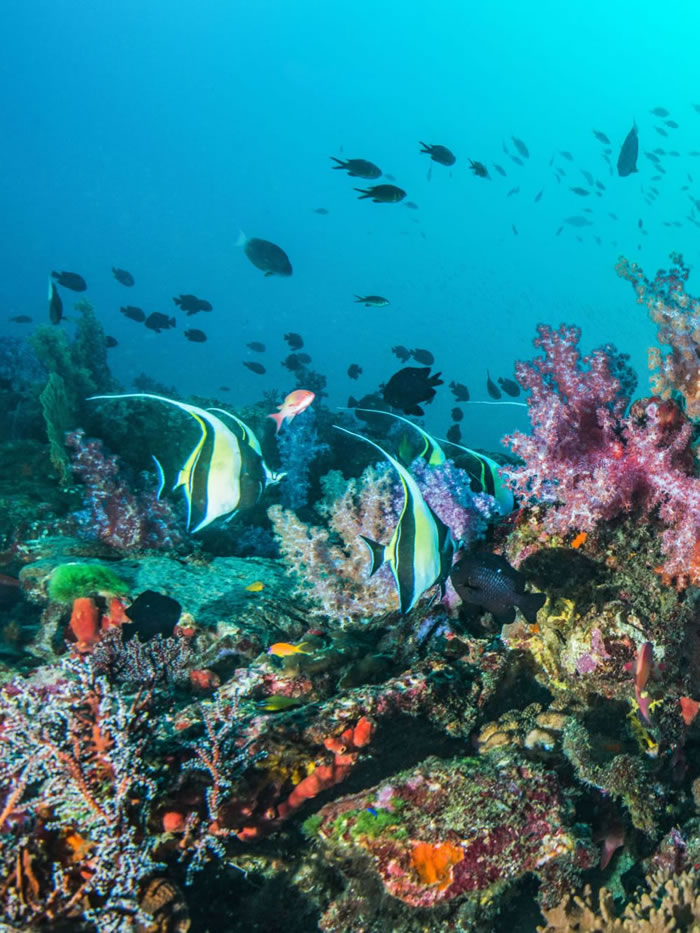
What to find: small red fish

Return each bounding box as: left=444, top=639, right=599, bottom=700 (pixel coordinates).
left=635, top=641, right=653, bottom=722
left=680, top=696, right=700, bottom=726
left=267, top=389, right=315, bottom=433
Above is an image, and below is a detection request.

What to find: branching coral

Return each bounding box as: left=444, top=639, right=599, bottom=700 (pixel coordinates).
left=0, top=659, right=161, bottom=928
left=538, top=869, right=700, bottom=931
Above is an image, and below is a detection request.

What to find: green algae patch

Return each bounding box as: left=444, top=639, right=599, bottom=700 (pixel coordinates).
left=48, top=563, right=130, bottom=603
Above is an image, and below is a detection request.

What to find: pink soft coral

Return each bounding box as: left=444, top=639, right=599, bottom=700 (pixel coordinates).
left=504, top=324, right=700, bottom=585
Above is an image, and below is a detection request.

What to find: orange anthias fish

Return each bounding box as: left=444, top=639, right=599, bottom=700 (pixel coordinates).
left=267, top=641, right=313, bottom=657
left=268, top=389, right=315, bottom=433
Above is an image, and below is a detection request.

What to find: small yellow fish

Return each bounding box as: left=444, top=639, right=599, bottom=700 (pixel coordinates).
left=267, top=641, right=312, bottom=657
left=245, top=581, right=265, bottom=592
left=256, top=695, right=306, bottom=712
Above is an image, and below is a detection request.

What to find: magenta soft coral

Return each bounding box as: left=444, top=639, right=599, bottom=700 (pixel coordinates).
left=504, top=325, right=700, bottom=585
left=65, top=429, right=185, bottom=552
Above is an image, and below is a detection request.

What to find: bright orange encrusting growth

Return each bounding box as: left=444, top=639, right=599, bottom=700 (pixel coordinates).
left=411, top=840, right=464, bottom=889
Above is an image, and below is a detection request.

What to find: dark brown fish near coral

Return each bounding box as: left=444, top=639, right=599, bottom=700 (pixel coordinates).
left=145, top=312, right=175, bottom=333
left=498, top=377, right=520, bottom=397
left=469, top=160, right=489, bottom=178
left=392, top=345, right=411, bottom=363
left=382, top=366, right=443, bottom=416
left=120, top=305, right=146, bottom=322
left=173, top=295, right=213, bottom=315
left=419, top=142, right=456, bottom=166
left=355, top=185, right=406, bottom=203
left=451, top=552, right=545, bottom=625
left=244, top=361, right=266, bottom=374
left=284, top=332, right=304, bottom=351
left=112, top=267, right=135, bottom=286
left=411, top=348, right=434, bottom=366
left=486, top=371, right=501, bottom=399
left=52, top=270, right=87, bottom=291
left=184, top=329, right=207, bottom=342
left=617, top=124, right=639, bottom=176
left=450, top=381, right=469, bottom=402
left=48, top=281, right=63, bottom=325
left=330, top=157, right=382, bottom=178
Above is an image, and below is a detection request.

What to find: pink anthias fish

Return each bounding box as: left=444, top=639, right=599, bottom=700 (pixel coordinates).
left=268, top=389, right=315, bottom=433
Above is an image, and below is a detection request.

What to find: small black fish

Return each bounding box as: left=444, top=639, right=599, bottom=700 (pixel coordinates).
left=534, top=189, right=543, bottom=202
left=506, top=186, right=520, bottom=197
left=392, top=345, right=411, bottom=363
left=124, top=590, right=182, bottom=641
left=486, top=371, right=501, bottom=399
left=244, top=361, right=266, bottom=374
left=112, top=267, right=135, bottom=286
left=296, top=352, right=312, bottom=364
left=511, top=136, right=530, bottom=158
left=247, top=341, right=266, bottom=352
left=355, top=184, right=406, bottom=203
left=51, top=270, right=86, bottom=291
left=104, top=336, right=118, bottom=348
left=509, top=155, right=525, bottom=166
left=48, top=281, right=63, bottom=325
left=382, top=366, right=443, bottom=416
left=184, top=328, right=207, bottom=342
left=493, top=163, right=507, bottom=176
left=330, top=157, right=382, bottom=178
left=384, top=173, right=397, bottom=181
left=449, top=381, right=470, bottom=402
left=173, top=294, right=213, bottom=315
left=560, top=150, right=574, bottom=161
left=313, top=207, right=329, bottom=214
left=8, top=315, right=31, bottom=323
left=497, top=377, right=520, bottom=397
left=665, top=120, right=679, bottom=129
left=593, top=129, right=610, bottom=144
left=145, top=312, right=175, bottom=333
left=347, top=363, right=363, bottom=379
left=570, top=186, right=590, bottom=196
left=451, top=406, right=464, bottom=422
left=512, top=224, right=519, bottom=236
left=650, top=107, right=669, bottom=117
left=450, top=552, right=546, bottom=625
left=638, top=218, right=643, bottom=229
left=581, top=169, right=594, bottom=185
left=411, top=348, right=434, bottom=366
left=238, top=235, right=293, bottom=276
left=354, top=295, right=390, bottom=307
left=282, top=353, right=302, bottom=371
left=120, top=305, right=146, bottom=322
left=655, top=126, right=668, bottom=137
left=419, top=142, right=456, bottom=166
left=469, top=160, right=489, bottom=178
left=446, top=423, right=462, bottom=444
left=219, top=386, right=230, bottom=392
left=347, top=392, right=387, bottom=426
left=405, top=201, right=419, bottom=209
left=617, top=124, right=639, bottom=176
left=284, top=332, right=304, bottom=351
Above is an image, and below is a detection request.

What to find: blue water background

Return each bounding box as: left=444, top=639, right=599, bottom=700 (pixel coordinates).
left=1, top=0, right=698, bottom=451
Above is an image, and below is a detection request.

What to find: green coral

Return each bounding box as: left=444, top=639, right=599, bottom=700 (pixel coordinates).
left=48, top=563, right=129, bottom=603
left=301, top=813, right=323, bottom=838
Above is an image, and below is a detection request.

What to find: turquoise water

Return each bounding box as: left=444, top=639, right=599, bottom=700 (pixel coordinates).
left=1, top=0, right=698, bottom=447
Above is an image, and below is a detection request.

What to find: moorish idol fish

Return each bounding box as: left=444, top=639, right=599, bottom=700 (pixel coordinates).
left=88, top=393, right=283, bottom=532
left=334, top=424, right=454, bottom=614
left=349, top=408, right=446, bottom=466
left=441, top=439, right=514, bottom=515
